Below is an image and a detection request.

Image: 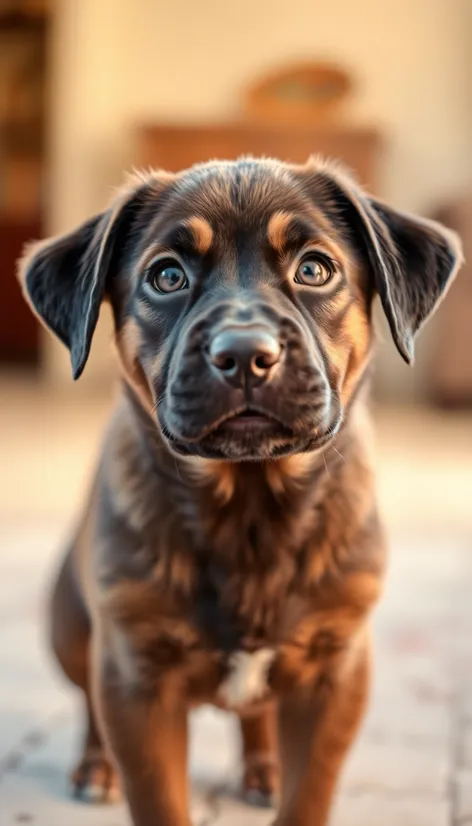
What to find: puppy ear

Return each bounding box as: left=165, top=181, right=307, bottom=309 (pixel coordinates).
left=306, top=162, right=463, bottom=363
left=365, top=198, right=463, bottom=363
left=17, top=174, right=158, bottom=379
left=18, top=214, right=109, bottom=379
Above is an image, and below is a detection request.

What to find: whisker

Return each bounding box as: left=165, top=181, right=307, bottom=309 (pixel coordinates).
left=322, top=449, right=331, bottom=478
left=314, top=426, right=331, bottom=479
left=331, top=444, right=346, bottom=462
left=329, top=388, right=344, bottom=406
left=174, top=456, right=183, bottom=482
left=151, top=393, right=167, bottom=417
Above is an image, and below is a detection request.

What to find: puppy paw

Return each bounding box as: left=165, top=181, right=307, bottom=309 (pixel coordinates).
left=71, top=748, right=121, bottom=804
left=243, top=752, right=279, bottom=809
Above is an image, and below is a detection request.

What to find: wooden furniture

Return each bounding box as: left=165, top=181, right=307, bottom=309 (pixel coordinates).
left=243, top=63, right=353, bottom=124
left=0, top=214, right=41, bottom=363
left=0, top=0, right=50, bottom=364
left=429, top=195, right=472, bottom=407
left=137, top=122, right=382, bottom=192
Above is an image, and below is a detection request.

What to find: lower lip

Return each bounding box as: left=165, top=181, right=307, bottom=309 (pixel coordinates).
left=219, top=414, right=277, bottom=432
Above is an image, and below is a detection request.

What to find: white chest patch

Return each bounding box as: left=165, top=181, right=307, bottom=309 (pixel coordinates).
left=218, top=648, right=276, bottom=709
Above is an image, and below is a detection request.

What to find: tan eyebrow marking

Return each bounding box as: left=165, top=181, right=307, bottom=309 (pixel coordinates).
left=267, top=211, right=294, bottom=253
left=184, top=216, right=214, bottom=254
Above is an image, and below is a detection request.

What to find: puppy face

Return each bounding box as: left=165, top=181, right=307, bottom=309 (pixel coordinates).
left=18, top=157, right=462, bottom=462
left=120, top=164, right=373, bottom=460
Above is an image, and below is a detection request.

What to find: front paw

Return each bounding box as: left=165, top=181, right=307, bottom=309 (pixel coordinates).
left=243, top=751, right=279, bottom=809
left=71, top=746, right=121, bottom=804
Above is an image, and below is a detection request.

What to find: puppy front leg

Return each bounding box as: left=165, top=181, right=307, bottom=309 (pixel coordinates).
left=94, top=661, right=191, bottom=826
left=275, top=639, right=370, bottom=826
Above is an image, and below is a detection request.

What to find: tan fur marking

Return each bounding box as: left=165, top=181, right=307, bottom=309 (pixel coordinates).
left=340, top=303, right=371, bottom=404
left=265, top=453, right=318, bottom=495
left=341, top=572, right=383, bottom=608
left=184, top=216, right=214, bottom=255
left=316, top=293, right=371, bottom=406
left=317, top=326, right=348, bottom=378
left=267, top=211, right=294, bottom=253
left=186, top=458, right=236, bottom=504
left=114, top=319, right=155, bottom=414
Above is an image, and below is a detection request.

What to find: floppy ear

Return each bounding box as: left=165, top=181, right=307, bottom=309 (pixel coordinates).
left=365, top=198, right=463, bottom=363
left=309, top=163, right=463, bottom=363
left=17, top=175, right=156, bottom=379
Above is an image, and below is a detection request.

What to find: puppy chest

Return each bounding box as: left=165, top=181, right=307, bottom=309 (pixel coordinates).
left=199, top=614, right=350, bottom=709
left=215, top=625, right=349, bottom=709
left=114, top=604, right=352, bottom=708
left=106, top=564, right=363, bottom=705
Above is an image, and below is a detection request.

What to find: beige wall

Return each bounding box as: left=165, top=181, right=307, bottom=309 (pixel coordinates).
left=45, top=0, right=472, bottom=396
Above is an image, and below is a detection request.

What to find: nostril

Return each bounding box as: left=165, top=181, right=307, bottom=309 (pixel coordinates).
left=255, top=354, right=268, bottom=370
left=209, top=341, right=240, bottom=373
left=216, top=354, right=237, bottom=373
left=253, top=350, right=279, bottom=371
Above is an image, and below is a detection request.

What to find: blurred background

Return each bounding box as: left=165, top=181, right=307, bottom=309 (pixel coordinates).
left=0, top=3, right=472, bottom=823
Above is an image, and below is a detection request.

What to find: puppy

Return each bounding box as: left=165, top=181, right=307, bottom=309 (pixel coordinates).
left=18, top=156, right=461, bottom=826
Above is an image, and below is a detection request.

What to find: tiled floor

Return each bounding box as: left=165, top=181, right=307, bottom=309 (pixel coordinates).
left=1, top=374, right=471, bottom=825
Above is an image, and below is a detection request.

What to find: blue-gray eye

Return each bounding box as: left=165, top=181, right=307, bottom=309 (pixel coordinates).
left=295, top=256, right=333, bottom=287
left=148, top=260, right=188, bottom=293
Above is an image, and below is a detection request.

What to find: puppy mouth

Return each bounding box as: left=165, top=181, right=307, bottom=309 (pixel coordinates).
left=161, top=405, right=342, bottom=461
left=194, top=406, right=302, bottom=462
left=215, top=407, right=289, bottom=434
left=161, top=404, right=298, bottom=459
left=160, top=398, right=341, bottom=460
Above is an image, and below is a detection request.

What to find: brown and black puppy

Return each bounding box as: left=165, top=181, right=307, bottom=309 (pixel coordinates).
left=18, top=157, right=461, bottom=826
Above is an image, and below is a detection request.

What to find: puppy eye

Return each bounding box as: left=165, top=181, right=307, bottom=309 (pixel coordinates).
left=146, top=258, right=188, bottom=294
left=294, top=255, right=334, bottom=287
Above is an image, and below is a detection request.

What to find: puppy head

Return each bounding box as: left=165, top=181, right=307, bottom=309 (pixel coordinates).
left=18, top=158, right=461, bottom=461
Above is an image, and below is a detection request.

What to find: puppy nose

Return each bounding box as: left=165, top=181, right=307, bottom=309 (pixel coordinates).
left=209, top=326, right=281, bottom=386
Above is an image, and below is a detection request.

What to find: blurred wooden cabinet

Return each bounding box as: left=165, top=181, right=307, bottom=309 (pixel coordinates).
left=136, top=122, right=382, bottom=193
left=430, top=196, right=472, bottom=407
left=0, top=214, right=41, bottom=363
left=0, top=3, right=50, bottom=363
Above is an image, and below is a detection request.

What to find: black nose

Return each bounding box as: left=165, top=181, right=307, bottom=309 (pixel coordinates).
left=209, top=325, right=281, bottom=386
